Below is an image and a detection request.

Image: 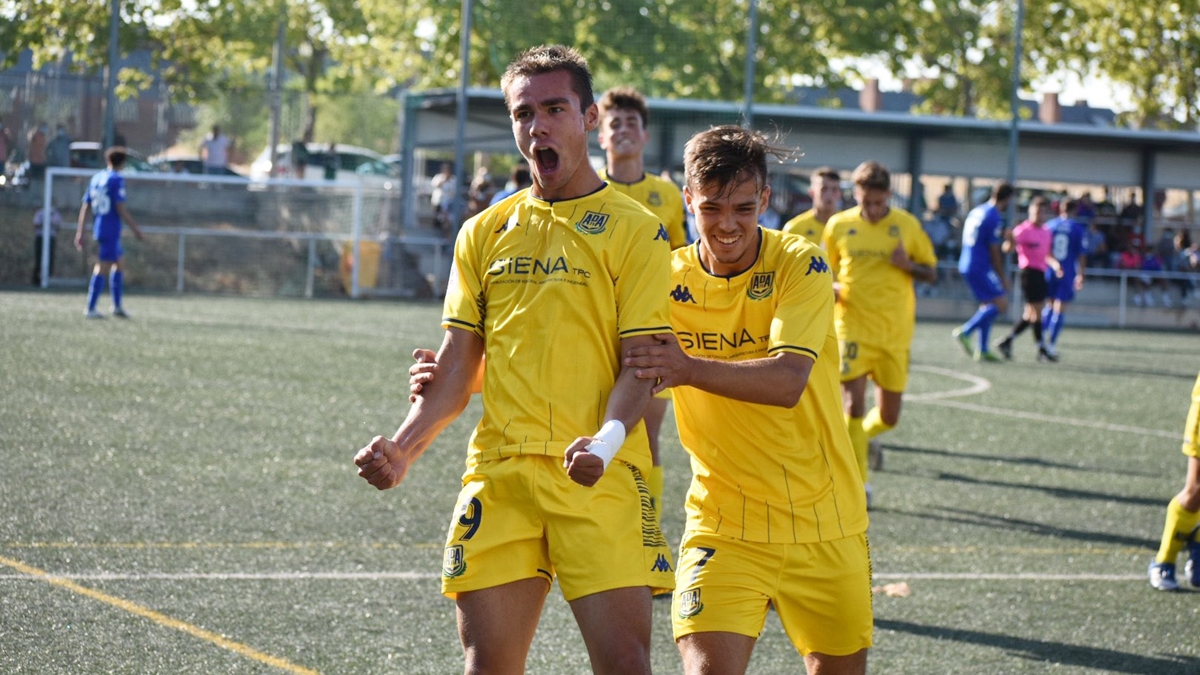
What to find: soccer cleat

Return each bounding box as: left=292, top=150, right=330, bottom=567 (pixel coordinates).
left=996, top=338, right=1013, bottom=360
left=868, top=438, right=884, bottom=471
left=1148, top=561, right=1179, bottom=591
left=975, top=350, right=1002, bottom=363
left=112, top=307, right=130, bottom=319
left=85, top=309, right=105, bottom=319
left=951, top=328, right=972, bottom=357
left=1037, top=347, right=1058, bottom=363
left=1043, top=343, right=1059, bottom=360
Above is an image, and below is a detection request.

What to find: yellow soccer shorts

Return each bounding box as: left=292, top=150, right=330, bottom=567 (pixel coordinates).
left=672, top=530, right=873, bottom=657
left=441, top=454, right=675, bottom=601
left=839, top=339, right=909, bottom=393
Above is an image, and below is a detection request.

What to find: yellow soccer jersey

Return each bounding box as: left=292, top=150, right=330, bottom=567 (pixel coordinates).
left=822, top=205, right=936, bottom=349
left=443, top=185, right=673, bottom=473
left=600, top=169, right=687, bottom=249
left=781, top=208, right=825, bottom=244
left=1184, top=371, right=1200, bottom=458
left=668, top=229, right=868, bottom=543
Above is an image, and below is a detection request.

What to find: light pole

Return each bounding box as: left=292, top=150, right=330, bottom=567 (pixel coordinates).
left=104, top=0, right=119, bottom=148
left=1005, top=0, right=1025, bottom=228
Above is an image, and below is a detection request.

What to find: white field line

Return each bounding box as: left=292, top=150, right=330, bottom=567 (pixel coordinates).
left=0, top=570, right=1146, bottom=582
left=907, top=365, right=1179, bottom=440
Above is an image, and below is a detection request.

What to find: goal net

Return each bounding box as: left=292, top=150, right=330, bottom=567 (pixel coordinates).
left=41, top=168, right=449, bottom=299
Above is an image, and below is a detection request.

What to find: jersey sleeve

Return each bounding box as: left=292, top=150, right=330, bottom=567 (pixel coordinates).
left=769, top=241, right=834, bottom=361
left=821, top=218, right=842, bottom=278
left=612, top=216, right=673, bottom=339
left=112, top=175, right=127, bottom=204
left=664, top=185, right=688, bottom=249
left=442, top=219, right=485, bottom=337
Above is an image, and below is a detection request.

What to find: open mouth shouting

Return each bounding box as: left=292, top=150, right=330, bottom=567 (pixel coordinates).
left=533, top=147, right=560, bottom=176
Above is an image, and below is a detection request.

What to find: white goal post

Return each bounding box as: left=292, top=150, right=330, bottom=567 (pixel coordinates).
left=41, top=167, right=450, bottom=299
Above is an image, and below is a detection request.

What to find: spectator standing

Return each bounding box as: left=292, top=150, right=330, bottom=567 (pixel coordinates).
left=1084, top=221, right=1108, bottom=269
left=32, top=206, right=62, bottom=286
left=488, top=162, right=532, bottom=206
left=290, top=139, right=308, bottom=178
left=429, top=162, right=456, bottom=231
left=323, top=143, right=337, bottom=181
left=199, top=125, right=232, bottom=175
left=45, top=124, right=71, bottom=168
left=26, top=123, right=48, bottom=180
left=0, top=121, right=13, bottom=169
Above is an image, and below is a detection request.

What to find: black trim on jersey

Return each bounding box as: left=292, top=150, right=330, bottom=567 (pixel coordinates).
left=768, top=344, right=819, bottom=360
left=529, top=181, right=609, bottom=206
left=445, top=317, right=481, bottom=333
left=695, top=227, right=764, bottom=279
left=604, top=172, right=648, bottom=187
left=620, top=325, right=673, bottom=337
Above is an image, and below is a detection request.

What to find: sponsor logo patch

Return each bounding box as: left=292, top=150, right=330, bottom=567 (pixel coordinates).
left=576, top=211, right=610, bottom=235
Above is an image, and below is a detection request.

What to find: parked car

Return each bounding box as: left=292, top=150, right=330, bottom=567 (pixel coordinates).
left=149, top=155, right=246, bottom=178
left=69, top=142, right=153, bottom=172
left=250, top=143, right=394, bottom=188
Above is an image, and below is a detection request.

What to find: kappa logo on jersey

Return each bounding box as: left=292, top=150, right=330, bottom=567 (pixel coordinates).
left=648, top=191, right=663, bottom=207
left=654, top=224, right=670, bottom=242
left=677, top=588, right=704, bottom=618
left=806, top=256, right=830, bottom=276
left=442, top=545, right=466, bottom=578
left=670, top=284, right=697, bottom=304
left=748, top=271, right=774, bottom=300
left=651, top=554, right=673, bottom=573
left=889, top=225, right=900, bottom=237
left=494, top=214, right=520, bottom=233
left=576, top=211, right=610, bottom=234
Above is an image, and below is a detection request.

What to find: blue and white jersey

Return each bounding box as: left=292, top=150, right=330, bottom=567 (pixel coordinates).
left=1045, top=216, right=1087, bottom=278
left=84, top=169, right=126, bottom=240
left=958, top=202, right=1003, bottom=275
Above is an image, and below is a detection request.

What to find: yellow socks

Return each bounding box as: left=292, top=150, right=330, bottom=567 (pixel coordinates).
left=649, top=464, right=664, bottom=522
left=863, top=407, right=894, bottom=439
left=1156, top=496, right=1200, bottom=564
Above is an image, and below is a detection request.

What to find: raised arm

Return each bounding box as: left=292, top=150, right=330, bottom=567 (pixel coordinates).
left=355, top=326, right=484, bottom=490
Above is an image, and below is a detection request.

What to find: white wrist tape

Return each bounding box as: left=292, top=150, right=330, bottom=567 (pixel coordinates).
left=585, top=420, right=626, bottom=469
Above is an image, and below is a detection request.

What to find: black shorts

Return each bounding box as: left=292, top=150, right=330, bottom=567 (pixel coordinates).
left=1020, top=267, right=1048, bottom=303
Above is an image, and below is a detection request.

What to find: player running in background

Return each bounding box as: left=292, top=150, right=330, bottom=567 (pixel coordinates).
left=355, top=45, right=674, bottom=675
left=823, top=161, right=938, bottom=506
left=74, top=147, right=144, bottom=319
left=996, top=196, right=1061, bottom=362
left=782, top=166, right=842, bottom=244
left=410, top=126, right=871, bottom=674
left=951, top=182, right=1012, bottom=362
left=1148, top=371, right=1200, bottom=591
left=1042, top=198, right=1087, bottom=359
left=596, top=85, right=687, bottom=522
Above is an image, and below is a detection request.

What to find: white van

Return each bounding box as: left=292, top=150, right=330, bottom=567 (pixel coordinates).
left=250, top=143, right=395, bottom=188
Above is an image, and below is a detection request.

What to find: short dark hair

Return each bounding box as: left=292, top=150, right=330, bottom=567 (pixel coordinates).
left=1029, top=195, right=1049, bottom=209
left=510, top=162, right=531, bottom=187
left=105, top=147, right=128, bottom=169
left=501, top=45, right=594, bottom=113
left=992, top=182, right=1014, bottom=202
left=810, top=166, right=840, bottom=184
left=684, top=125, right=793, bottom=196
left=851, top=161, right=890, bottom=192
left=597, top=86, right=649, bottom=127
left=1061, top=198, right=1080, bottom=215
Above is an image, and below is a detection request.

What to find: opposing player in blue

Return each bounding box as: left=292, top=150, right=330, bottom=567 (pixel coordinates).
left=1041, top=198, right=1087, bottom=359
left=951, top=183, right=1012, bottom=361
left=74, top=147, right=144, bottom=319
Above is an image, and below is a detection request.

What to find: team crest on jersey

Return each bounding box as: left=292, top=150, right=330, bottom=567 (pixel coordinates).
left=648, top=191, right=663, bottom=207
left=671, top=284, right=697, bottom=304
left=888, top=225, right=899, bottom=237
left=576, top=211, right=610, bottom=234
left=677, top=588, right=704, bottom=618
left=442, top=545, right=466, bottom=578
left=747, top=272, right=774, bottom=300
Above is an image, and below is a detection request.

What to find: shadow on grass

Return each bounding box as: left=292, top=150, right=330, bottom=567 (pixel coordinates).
left=884, top=444, right=1160, bottom=479
left=884, top=505, right=1156, bottom=551
left=934, top=471, right=1166, bottom=507
left=876, top=618, right=1200, bottom=675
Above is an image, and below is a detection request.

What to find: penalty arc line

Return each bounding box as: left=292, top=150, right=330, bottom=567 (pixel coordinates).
left=907, top=364, right=1178, bottom=440
left=0, top=554, right=325, bottom=675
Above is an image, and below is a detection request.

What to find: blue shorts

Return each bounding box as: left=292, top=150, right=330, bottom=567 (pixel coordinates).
left=1044, top=270, right=1076, bottom=302
left=963, top=269, right=1005, bottom=303
left=97, top=237, right=124, bottom=263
